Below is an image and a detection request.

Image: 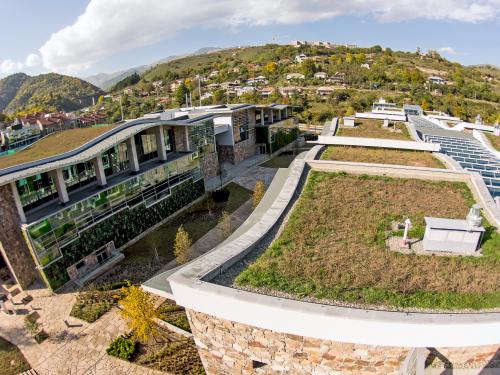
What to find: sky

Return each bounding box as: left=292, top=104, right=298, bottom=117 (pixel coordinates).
left=1, top=0, right=499, bottom=79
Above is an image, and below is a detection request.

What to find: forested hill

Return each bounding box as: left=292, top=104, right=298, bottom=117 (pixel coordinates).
left=0, top=72, right=104, bottom=114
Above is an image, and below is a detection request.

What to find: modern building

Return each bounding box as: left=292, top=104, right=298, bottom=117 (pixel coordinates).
left=403, top=104, right=424, bottom=116
left=0, top=104, right=294, bottom=291
left=428, top=76, right=447, bottom=85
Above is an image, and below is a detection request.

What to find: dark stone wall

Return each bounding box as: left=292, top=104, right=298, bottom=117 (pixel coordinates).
left=0, top=184, right=38, bottom=288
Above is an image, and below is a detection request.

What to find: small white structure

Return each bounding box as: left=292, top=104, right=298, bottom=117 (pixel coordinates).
left=428, top=76, right=447, bottom=85
left=314, top=72, right=328, bottom=79
left=343, top=117, right=355, bottom=127
left=423, top=205, right=485, bottom=255
left=286, top=73, right=306, bottom=80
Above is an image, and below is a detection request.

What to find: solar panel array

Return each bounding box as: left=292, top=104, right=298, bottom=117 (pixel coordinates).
left=408, top=116, right=500, bottom=199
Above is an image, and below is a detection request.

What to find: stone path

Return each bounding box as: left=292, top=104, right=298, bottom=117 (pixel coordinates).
left=0, top=286, right=165, bottom=374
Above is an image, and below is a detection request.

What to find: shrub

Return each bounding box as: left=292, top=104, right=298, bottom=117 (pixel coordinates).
left=252, top=180, right=266, bottom=209
left=174, top=225, right=192, bottom=264
left=106, top=335, right=136, bottom=360
left=218, top=211, right=232, bottom=241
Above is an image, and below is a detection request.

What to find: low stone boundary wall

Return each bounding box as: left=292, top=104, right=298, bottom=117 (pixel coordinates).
left=355, top=112, right=407, bottom=122
left=314, top=135, right=440, bottom=152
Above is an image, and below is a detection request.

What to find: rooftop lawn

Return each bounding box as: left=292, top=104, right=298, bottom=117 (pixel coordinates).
left=0, top=125, right=117, bottom=171
left=485, top=132, right=500, bottom=151
left=337, top=119, right=411, bottom=140
left=236, top=172, right=500, bottom=311
left=321, top=146, right=445, bottom=169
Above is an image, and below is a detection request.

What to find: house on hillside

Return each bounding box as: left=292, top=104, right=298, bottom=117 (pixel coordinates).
left=209, top=70, right=220, bottom=78
left=314, top=72, right=328, bottom=79
left=317, top=86, right=336, bottom=96
left=327, top=72, right=345, bottom=85
left=246, top=76, right=268, bottom=85
left=286, top=73, right=306, bottom=80
left=428, top=76, right=447, bottom=85
left=279, top=86, right=301, bottom=97
left=260, top=87, right=276, bottom=97
left=294, top=54, right=308, bottom=63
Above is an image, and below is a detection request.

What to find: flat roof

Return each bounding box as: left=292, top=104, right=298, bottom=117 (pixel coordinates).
left=424, top=217, right=485, bottom=232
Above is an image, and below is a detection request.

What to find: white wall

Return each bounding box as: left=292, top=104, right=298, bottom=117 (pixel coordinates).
left=214, top=116, right=234, bottom=146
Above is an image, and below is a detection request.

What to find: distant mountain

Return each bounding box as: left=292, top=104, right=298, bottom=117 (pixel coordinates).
left=0, top=73, right=104, bottom=114
left=85, top=66, right=148, bottom=90
left=0, top=73, right=30, bottom=112
left=86, top=47, right=223, bottom=90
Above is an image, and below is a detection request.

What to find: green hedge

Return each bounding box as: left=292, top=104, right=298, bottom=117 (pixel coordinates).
left=270, top=127, right=299, bottom=154
left=43, top=178, right=204, bottom=289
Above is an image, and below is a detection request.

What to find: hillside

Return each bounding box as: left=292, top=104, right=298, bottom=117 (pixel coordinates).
left=85, top=66, right=148, bottom=90
left=78, top=44, right=499, bottom=126
left=0, top=73, right=30, bottom=112
left=0, top=73, right=104, bottom=114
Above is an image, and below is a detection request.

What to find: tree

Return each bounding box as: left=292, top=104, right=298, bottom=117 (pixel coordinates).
left=218, top=211, right=232, bottom=241
left=119, top=284, right=158, bottom=343
left=264, top=61, right=278, bottom=74
left=252, top=180, right=266, bottom=209
left=174, top=225, right=192, bottom=264
left=345, top=106, right=355, bottom=116
left=354, top=53, right=366, bottom=64
left=301, top=59, right=317, bottom=77
left=345, top=53, right=354, bottom=63
left=174, top=82, right=188, bottom=106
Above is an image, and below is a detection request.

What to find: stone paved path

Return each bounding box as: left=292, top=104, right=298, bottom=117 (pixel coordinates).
left=0, top=288, right=165, bottom=375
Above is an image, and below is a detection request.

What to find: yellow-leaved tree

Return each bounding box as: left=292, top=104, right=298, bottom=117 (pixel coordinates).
left=218, top=211, right=232, bottom=241
left=119, top=284, right=158, bottom=343
left=252, top=180, right=266, bottom=209
left=174, top=225, right=192, bottom=264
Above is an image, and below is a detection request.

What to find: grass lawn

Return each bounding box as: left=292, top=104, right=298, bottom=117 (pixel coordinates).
left=337, top=119, right=411, bottom=140
left=0, top=125, right=117, bottom=170
left=0, top=336, right=30, bottom=375
left=321, top=146, right=446, bottom=169
left=485, top=132, right=500, bottom=151
left=236, top=172, right=500, bottom=310
left=90, top=182, right=252, bottom=286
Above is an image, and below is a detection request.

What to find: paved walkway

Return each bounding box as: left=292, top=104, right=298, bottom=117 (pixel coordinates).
left=1, top=288, right=165, bottom=374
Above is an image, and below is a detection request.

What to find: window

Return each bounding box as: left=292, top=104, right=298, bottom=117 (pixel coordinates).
left=96, top=249, right=109, bottom=264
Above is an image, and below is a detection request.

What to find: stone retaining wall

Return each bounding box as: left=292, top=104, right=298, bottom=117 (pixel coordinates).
left=200, top=152, right=219, bottom=179
left=0, top=184, right=38, bottom=288
left=187, top=310, right=500, bottom=375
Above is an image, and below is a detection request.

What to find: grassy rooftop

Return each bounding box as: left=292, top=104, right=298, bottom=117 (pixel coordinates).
left=321, top=146, right=445, bottom=169
left=0, top=125, right=117, bottom=171
left=337, top=119, right=411, bottom=140
left=236, top=172, right=500, bottom=311
left=485, top=132, right=500, bottom=151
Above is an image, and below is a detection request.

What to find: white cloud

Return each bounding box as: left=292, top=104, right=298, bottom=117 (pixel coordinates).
left=27, top=0, right=500, bottom=73
left=0, top=59, right=24, bottom=75
left=438, top=46, right=457, bottom=55
left=25, top=53, right=42, bottom=67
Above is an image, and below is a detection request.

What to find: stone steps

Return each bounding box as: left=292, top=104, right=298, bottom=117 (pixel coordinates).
left=18, top=369, right=37, bottom=375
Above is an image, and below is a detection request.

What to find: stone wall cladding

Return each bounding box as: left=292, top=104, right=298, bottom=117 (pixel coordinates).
left=200, top=152, right=220, bottom=179
left=218, top=145, right=235, bottom=164
left=233, top=129, right=256, bottom=165
left=186, top=310, right=500, bottom=374
left=173, top=126, right=188, bottom=152
left=186, top=309, right=410, bottom=375
left=0, top=184, right=38, bottom=288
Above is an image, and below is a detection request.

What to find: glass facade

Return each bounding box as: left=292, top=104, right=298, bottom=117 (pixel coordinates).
left=16, top=173, right=58, bottom=211
left=189, top=120, right=216, bottom=157
left=26, top=152, right=201, bottom=267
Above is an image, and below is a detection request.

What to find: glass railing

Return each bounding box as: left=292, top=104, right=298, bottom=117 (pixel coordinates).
left=26, top=152, right=201, bottom=267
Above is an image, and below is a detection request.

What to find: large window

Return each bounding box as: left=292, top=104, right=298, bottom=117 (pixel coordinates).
left=63, top=161, right=96, bottom=192
left=189, top=120, right=215, bottom=157
left=16, top=173, right=58, bottom=211
left=135, top=132, right=158, bottom=163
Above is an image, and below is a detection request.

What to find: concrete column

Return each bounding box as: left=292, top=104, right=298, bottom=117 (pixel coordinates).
left=155, top=125, right=167, bottom=161
left=10, top=182, right=26, bottom=223
left=49, top=168, right=69, bottom=204
left=92, top=155, right=107, bottom=186
left=126, top=137, right=140, bottom=173
left=184, top=126, right=191, bottom=151
left=277, top=109, right=282, bottom=121
left=284, top=107, right=288, bottom=118
left=268, top=109, right=274, bottom=124
left=260, top=109, right=264, bottom=126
